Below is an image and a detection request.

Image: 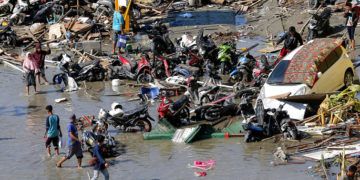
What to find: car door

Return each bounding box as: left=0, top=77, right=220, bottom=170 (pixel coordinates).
left=323, top=47, right=348, bottom=91
left=311, top=49, right=341, bottom=93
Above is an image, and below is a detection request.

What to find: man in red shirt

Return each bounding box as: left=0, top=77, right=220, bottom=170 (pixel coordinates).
left=31, top=42, right=50, bottom=85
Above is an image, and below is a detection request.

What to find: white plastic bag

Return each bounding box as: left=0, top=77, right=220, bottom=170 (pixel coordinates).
left=58, top=137, right=66, bottom=149
left=66, top=76, right=78, bottom=92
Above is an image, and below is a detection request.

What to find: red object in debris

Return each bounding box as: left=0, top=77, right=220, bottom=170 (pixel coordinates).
left=194, top=172, right=207, bottom=177
left=224, top=132, right=229, bottom=138
left=297, top=21, right=303, bottom=24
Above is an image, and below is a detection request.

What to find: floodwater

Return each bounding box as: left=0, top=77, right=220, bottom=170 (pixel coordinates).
left=169, top=10, right=246, bottom=27
left=0, top=64, right=319, bottom=180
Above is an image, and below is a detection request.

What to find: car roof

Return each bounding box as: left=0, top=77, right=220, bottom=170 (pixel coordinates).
left=281, top=38, right=343, bottom=86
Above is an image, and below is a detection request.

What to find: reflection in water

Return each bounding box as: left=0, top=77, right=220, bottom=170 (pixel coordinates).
left=77, top=81, right=106, bottom=101
left=26, top=94, right=47, bottom=136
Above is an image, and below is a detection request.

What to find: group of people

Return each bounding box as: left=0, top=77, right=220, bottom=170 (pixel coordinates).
left=22, top=42, right=50, bottom=95
left=43, top=105, right=110, bottom=180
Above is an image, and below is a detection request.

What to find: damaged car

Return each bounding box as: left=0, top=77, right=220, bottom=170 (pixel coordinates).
left=257, top=38, right=356, bottom=120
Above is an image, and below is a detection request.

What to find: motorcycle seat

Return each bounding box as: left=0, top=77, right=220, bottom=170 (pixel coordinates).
left=171, top=96, right=189, bottom=111
left=123, top=106, right=146, bottom=118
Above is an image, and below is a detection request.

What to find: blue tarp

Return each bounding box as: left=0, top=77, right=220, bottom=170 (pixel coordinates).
left=140, top=87, right=160, bottom=99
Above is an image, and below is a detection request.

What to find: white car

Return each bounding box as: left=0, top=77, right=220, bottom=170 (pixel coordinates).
left=257, top=38, right=356, bottom=120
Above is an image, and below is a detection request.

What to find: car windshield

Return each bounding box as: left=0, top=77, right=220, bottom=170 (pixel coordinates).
left=267, top=60, right=291, bottom=85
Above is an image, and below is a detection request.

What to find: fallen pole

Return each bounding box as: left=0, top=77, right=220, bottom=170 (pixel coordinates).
left=3, top=60, right=24, bottom=73
left=197, top=81, right=233, bottom=89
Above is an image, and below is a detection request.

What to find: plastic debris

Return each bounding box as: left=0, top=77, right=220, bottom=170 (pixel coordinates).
left=55, top=98, right=67, bottom=103
left=179, top=13, right=193, bottom=18
left=188, top=159, right=216, bottom=171
left=194, top=172, right=207, bottom=177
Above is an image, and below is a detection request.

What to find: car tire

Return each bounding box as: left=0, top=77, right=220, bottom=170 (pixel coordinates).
left=344, top=70, right=354, bottom=88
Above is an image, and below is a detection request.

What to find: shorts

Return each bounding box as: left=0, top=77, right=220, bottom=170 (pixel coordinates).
left=25, top=70, right=36, bottom=86
left=36, top=67, right=45, bottom=77
left=347, top=26, right=356, bottom=40
left=113, top=30, right=121, bottom=41
left=65, top=143, right=83, bottom=159
left=45, top=137, right=59, bottom=149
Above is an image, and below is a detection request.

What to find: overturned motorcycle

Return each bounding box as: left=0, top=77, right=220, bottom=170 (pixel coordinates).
left=52, top=54, right=106, bottom=85
left=108, top=53, right=153, bottom=84
left=157, top=95, right=191, bottom=127
left=98, top=102, right=155, bottom=132
left=243, top=103, right=300, bottom=143
left=192, top=87, right=258, bottom=122
left=82, top=131, right=118, bottom=158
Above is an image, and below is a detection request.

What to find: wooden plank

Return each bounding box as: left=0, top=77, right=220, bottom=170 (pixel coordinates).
left=268, top=92, right=291, bottom=99
left=258, top=46, right=282, bottom=53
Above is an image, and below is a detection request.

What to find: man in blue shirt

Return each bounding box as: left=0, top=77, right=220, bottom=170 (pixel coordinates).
left=56, top=114, right=83, bottom=168
left=91, top=135, right=110, bottom=180
left=112, top=6, right=126, bottom=54
left=44, top=105, right=62, bottom=156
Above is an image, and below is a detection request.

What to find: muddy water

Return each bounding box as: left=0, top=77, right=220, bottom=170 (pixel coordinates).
left=0, top=64, right=319, bottom=180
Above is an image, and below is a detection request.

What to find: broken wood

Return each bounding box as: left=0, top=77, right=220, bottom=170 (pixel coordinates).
left=70, top=48, right=91, bottom=63
left=56, top=9, right=73, bottom=23
left=26, top=28, right=39, bottom=43
left=135, top=3, right=163, bottom=14
left=80, top=30, right=91, bottom=41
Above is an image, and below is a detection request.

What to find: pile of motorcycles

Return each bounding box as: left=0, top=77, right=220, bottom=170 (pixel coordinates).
left=105, top=22, right=274, bottom=87
left=53, top=21, right=301, bottom=148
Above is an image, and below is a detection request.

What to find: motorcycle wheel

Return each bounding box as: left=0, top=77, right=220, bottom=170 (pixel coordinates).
left=137, top=73, right=153, bottom=84
left=132, top=8, right=141, bottom=20
left=177, top=107, right=190, bottom=121
left=204, top=106, right=222, bottom=121
left=227, top=76, right=238, bottom=85
left=0, top=4, right=11, bottom=14
left=200, top=95, right=211, bottom=105
left=94, top=6, right=110, bottom=17
left=154, top=68, right=166, bottom=80
left=244, top=131, right=252, bottom=143
left=288, top=128, right=299, bottom=140
left=255, top=99, right=265, bottom=126
left=133, top=119, right=152, bottom=132
left=307, top=30, right=314, bottom=41
left=87, top=72, right=96, bottom=82
left=11, top=13, right=26, bottom=25
left=308, top=0, right=319, bottom=9
left=9, top=35, right=17, bottom=47
left=152, top=0, right=162, bottom=7
left=53, top=74, right=65, bottom=85
left=96, top=70, right=105, bottom=81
